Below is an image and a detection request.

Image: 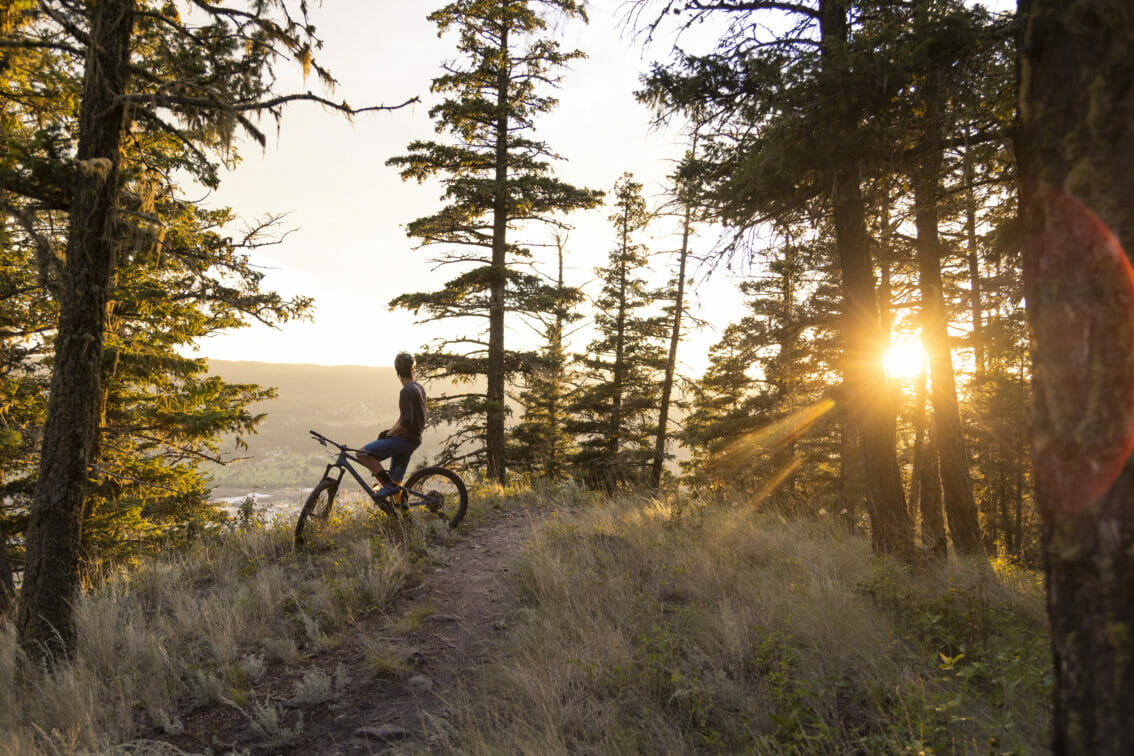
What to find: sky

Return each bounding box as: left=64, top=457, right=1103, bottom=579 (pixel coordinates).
left=196, top=0, right=1017, bottom=376
left=197, top=0, right=744, bottom=377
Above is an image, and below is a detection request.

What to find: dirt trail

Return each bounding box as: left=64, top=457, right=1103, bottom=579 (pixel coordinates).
left=153, top=506, right=548, bottom=754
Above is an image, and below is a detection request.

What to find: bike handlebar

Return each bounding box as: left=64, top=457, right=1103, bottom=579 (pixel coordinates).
left=309, top=430, right=365, bottom=455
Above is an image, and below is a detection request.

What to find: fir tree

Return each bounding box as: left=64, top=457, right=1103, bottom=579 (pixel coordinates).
left=388, top=0, right=602, bottom=481
left=680, top=322, right=760, bottom=475
left=3, top=0, right=407, bottom=663
left=682, top=232, right=842, bottom=509
left=640, top=0, right=913, bottom=555
left=507, top=233, right=580, bottom=480
left=568, top=174, right=667, bottom=488
left=650, top=129, right=700, bottom=489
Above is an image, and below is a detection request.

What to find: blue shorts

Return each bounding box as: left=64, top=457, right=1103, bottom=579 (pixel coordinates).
left=361, top=435, right=419, bottom=483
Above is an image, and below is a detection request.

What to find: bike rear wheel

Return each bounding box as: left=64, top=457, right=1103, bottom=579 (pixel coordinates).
left=404, top=466, right=468, bottom=529
left=295, top=477, right=338, bottom=548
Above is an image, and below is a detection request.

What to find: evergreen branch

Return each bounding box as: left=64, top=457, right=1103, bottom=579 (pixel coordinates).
left=0, top=37, right=83, bottom=57
left=686, top=0, right=819, bottom=18
left=0, top=171, right=70, bottom=211
left=88, top=464, right=183, bottom=495
left=122, top=90, right=419, bottom=115
left=126, top=434, right=238, bottom=465
left=35, top=1, right=90, bottom=47
left=0, top=196, right=62, bottom=298
left=131, top=107, right=214, bottom=173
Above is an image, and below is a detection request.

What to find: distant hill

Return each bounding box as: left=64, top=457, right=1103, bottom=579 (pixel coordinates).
left=204, top=361, right=450, bottom=496
left=203, top=359, right=687, bottom=500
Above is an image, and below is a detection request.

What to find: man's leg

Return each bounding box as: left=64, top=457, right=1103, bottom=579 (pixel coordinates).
left=383, top=442, right=421, bottom=503
left=359, top=438, right=399, bottom=480
left=370, top=437, right=413, bottom=497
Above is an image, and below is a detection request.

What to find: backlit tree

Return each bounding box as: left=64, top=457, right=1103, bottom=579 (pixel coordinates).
left=388, top=0, right=602, bottom=481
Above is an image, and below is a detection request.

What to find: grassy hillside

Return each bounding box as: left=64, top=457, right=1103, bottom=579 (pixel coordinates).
left=0, top=492, right=436, bottom=753
left=452, top=496, right=1051, bottom=753
left=0, top=485, right=1050, bottom=754
left=204, top=361, right=448, bottom=493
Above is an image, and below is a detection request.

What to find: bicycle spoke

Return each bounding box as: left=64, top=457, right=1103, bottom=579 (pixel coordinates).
left=404, top=466, right=468, bottom=529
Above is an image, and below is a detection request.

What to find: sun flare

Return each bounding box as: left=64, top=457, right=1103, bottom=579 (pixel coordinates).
left=884, top=339, right=926, bottom=381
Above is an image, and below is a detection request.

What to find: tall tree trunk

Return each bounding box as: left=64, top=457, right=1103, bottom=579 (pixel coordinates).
left=486, top=15, right=510, bottom=485
left=908, top=365, right=927, bottom=522
left=964, top=131, right=986, bottom=379
left=609, top=247, right=626, bottom=486
left=921, top=414, right=947, bottom=558
left=1019, top=0, right=1134, bottom=751
left=910, top=37, right=985, bottom=558
left=651, top=193, right=694, bottom=490
left=820, top=0, right=910, bottom=558
left=16, top=0, right=134, bottom=662
left=547, top=235, right=567, bottom=480
left=0, top=533, right=14, bottom=617
left=839, top=407, right=865, bottom=528
left=912, top=152, right=986, bottom=558
left=997, top=468, right=1012, bottom=556
left=878, top=179, right=893, bottom=340
left=1013, top=464, right=1023, bottom=557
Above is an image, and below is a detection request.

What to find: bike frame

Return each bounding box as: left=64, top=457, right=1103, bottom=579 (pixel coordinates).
left=309, top=430, right=430, bottom=515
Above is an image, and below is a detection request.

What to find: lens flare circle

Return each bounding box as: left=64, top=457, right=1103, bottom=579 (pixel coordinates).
left=1026, top=191, right=1134, bottom=519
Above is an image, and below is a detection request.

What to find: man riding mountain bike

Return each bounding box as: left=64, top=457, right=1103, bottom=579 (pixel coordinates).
left=356, top=352, right=426, bottom=505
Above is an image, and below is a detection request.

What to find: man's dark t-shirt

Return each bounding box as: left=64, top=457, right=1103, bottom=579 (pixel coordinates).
left=398, top=381, right=427, bottom=445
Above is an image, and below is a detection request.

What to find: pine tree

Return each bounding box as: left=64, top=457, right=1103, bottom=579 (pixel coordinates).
left=899, top=0, right=995, bottom=558
left=680, top=322, right=759, bottom=475
left=641, top=0, right=913, bottom=554
left=568, top=174, right=667, bottom=488
left=1, top=54, right=309, bottom=572
left=507, top=233, right=580, bottom=480
left=650, top=130, right=700, bottom=489
left=4, top=0, right=406, bottom=663
left=388, top=0, right=602, bottom=481
left=682, top=231, right=842, bottom=508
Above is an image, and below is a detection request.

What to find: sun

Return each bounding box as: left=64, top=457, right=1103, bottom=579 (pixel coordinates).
left=884, top=339, right=926, bottom=381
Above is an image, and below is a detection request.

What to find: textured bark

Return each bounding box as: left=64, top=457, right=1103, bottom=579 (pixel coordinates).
left=839, top=410, right=865, bottom=527
left=920, top=415, right=947, bottom=558
left=485, top=14, right=509, bottom=485
left=16, top=0, right=134, bottom=661
left=907, top=368, right=925, bottom=517
left=820, top=0, right=910, bottom=557
left=963, top=135, right=985, bottom=379
left=0, top=536, right=14, bottom=617
left=651, top=200, right=693, bottom=490
left=1019, top=0, right=1134, bottom=751
left=912, top=145, right=986, bottom=558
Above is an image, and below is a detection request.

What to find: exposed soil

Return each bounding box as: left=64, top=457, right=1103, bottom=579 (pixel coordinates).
left=141, top=505, right=550, bottom=754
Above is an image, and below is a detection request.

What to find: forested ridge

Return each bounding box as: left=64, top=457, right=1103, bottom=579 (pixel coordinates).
left=2, top=0, right=1133, bottom=752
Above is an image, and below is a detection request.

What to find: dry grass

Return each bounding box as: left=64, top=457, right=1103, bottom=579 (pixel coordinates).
left=449, top=492, right=1051, bottom=754
left=0, top=481, right=1048, bottom=754
left=0, top=493, right=441, bottom=755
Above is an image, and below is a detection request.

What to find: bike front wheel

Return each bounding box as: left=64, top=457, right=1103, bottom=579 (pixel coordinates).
left=404, top=466, right=468, bottom=529
left=295, top=477, right=338, bottom=548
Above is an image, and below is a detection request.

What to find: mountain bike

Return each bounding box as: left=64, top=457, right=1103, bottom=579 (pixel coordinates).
left=294, top=429, right=468, bottom=548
